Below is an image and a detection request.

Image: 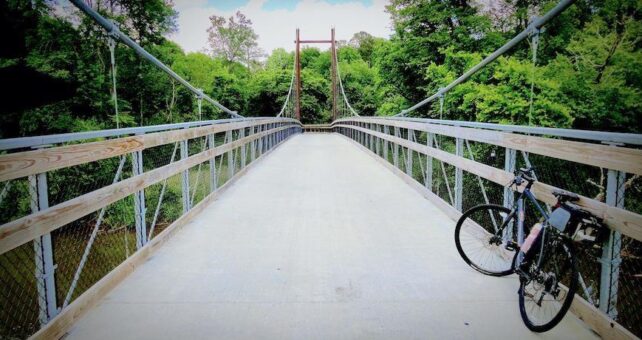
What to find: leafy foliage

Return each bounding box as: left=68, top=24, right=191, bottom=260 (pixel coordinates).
left=1, top=0, right=641, bottom=136
left=207, top=11, right=264, bottom=67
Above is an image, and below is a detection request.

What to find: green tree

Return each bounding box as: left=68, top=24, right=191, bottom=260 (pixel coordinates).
left=207, top=11, right=264, bottom=68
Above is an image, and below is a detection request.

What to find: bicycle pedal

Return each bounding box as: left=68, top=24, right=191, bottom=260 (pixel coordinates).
left=505, top=242, right=518, bottom=251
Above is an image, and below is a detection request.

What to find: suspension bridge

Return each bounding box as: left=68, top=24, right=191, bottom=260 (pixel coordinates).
left=1, top=0, right=641, bottom=339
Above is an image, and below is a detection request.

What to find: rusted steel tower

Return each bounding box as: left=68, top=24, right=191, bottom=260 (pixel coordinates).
left=294, top=28, right=337, bottom=121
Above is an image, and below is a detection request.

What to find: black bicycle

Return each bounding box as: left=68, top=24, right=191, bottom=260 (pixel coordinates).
left=454, top=167, right=606, bottom=332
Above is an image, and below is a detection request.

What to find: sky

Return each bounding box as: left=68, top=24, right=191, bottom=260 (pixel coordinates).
left=169, top=0, right=394, bottom=55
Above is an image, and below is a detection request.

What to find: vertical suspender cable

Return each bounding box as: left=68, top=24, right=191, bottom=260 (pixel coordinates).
left=393, top=0, right=575, bottom=117
left=108, top=34, right=119, bottom=129
left=334, top=47, right=359, bottom=117
left=277, top=58, right=296, bottom=118
left=69, top=0, right=243, bottom=119
left=528, top=25, right=541, bottom=126
left=196, top=89, right=203, bottom=121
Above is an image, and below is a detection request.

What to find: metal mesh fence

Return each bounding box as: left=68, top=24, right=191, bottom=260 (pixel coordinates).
left=0, top=121, right=299, bottom=339
left=0, top=242, right=41, bottom=338
left=0, top=178, right=31, bottom=225
left=337, top=121, right=642, bottom=338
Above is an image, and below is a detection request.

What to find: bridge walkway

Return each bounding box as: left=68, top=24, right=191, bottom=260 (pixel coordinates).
left=66, top=133, right=596, bottom=339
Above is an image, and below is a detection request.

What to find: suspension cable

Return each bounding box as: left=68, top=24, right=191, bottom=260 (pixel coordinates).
left=394, top=0, right=575, bottom=117
left=196, top=88, right=203, bottom=121
left=69, top=0, right=244, bottom=119
left=107, top=32, right=120, bottom=129
left=438, top=90, right=445, bottom=121
left=334, top=49, right=360, bottom=117
left=528, top=25, right=541, bottom=126
left=277, top=59, right=296, bottom=118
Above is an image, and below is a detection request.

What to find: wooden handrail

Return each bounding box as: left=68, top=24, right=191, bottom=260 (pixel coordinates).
left=334, top=117, right=642, bottom=176
left=337, top=128, right=639, bottom=340
left=0, top=125, right=295, bottom=255
left=0, top=118, right=300, bottom=182
left=334, top=123, right=642, bottom=242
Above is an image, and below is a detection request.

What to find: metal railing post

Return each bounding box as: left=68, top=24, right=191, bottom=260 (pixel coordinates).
left=599, top=169, right=625, bottom=318
left=29, top=172, right=58, bottom=325
left=393, top=127, right=400, bottom=168
left=426, top=132, right=433, bottom=191
left=383, top=125, right=389, bottom=162
left=406, top=129, right=413, bottom=177
left=208, top=134, right=217, bottom=192
left=240, top=128, right=246, bottom=169
left=369, top=124, right=374, bottom=151
left=455, top=138, right=463, bottom=211
left=503, top=148, right=516, bottom=208
left=180, top=139, right=190, bottom=213
left=374, top=124, right=381, bottom=156
left=227, top=130, right=234, bottom=180
left=250, top=126, right=256, bottom=162
left=131, top=149, right=147, bottom=248
left=258, top=125, right=264, bottom=156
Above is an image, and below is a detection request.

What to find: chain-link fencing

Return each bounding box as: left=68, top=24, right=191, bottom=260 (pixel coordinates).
left=334, top=118, right=642, bottom=338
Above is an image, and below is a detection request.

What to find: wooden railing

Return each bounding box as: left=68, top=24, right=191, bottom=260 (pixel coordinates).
left=0, top=118, right=301, bottom=339
left=333, top=116, right=642, bottom=339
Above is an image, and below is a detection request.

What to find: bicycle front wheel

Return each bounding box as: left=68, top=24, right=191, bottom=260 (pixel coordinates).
left=518, top=235, right=578, bottom=332
left=454, top=204, right=518, bottom=276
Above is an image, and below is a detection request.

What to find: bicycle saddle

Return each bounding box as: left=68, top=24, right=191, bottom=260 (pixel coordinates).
left=552, top=190, right=580, bottom=202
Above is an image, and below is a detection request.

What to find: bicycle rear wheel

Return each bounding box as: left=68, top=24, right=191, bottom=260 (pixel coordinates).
left=454, top=204, right=518, bottom=276
left=518, top=234, right=578, bottom=332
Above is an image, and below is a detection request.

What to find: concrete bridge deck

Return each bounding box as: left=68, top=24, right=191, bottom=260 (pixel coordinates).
left=66, top=133, right=596, bottom=339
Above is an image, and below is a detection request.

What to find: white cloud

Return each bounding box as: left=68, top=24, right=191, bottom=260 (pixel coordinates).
left=169, top=0, right=393, bottom=55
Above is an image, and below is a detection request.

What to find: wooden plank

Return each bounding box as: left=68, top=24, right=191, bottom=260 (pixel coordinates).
left=569, top=294, right=638, bottom=340
left=335, top=118, right=642, bottom=176
left=335, top=124, right=642, bottom=242
left=0, top=125, right=294, bottom=255
left=0, top=118, right=299, bottom=182
left=341, top=129, right=638, bottom=340
left=28, top=134, right=289, bottom=340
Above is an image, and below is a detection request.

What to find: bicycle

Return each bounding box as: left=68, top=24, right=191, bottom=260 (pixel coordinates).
left=454, top=167, right=606, bottom=332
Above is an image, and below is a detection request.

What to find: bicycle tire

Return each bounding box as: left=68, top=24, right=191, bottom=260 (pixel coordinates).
left=518, top=236, right=578, bottom=332
left=455, top=204, right=517, bottom=276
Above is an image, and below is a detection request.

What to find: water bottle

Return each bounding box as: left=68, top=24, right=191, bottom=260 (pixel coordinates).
left=521, top=223, right=543, bottom=263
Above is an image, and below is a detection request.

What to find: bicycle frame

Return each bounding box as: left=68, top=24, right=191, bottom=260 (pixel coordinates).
left=513, top=187, right=550, bottom=268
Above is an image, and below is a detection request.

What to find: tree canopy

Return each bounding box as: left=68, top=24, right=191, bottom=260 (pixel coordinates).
left=1, top=0, right=640, bottom=137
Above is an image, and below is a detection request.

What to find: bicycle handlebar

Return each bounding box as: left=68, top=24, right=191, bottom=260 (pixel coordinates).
left=513, top=167, right=536, bottom=186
